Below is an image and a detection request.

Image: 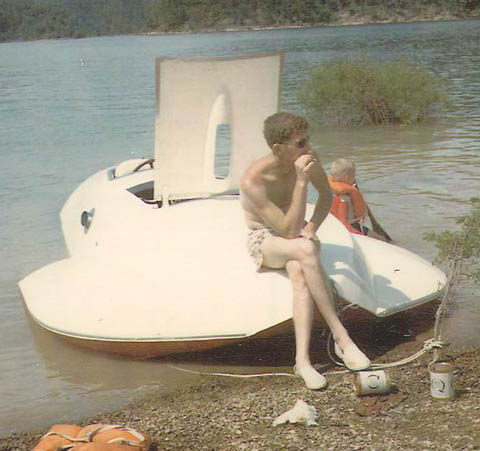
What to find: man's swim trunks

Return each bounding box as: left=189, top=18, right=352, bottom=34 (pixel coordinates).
left=246, top=228, right=275, bottom=271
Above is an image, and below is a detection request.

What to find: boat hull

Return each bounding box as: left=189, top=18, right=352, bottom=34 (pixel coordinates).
left=19, top=165, right=446, bottom=358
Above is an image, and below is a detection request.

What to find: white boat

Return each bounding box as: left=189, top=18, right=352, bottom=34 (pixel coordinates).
left=19, top=52, right=446, bottom=358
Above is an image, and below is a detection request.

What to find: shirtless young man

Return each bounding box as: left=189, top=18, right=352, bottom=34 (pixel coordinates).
left=239, top=112, right=371, bottom=390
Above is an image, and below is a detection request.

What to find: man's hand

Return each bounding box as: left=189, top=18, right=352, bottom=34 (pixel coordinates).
left=295, top=154, right=316, bottom=182
left=301, top=222, right=321, bottom=246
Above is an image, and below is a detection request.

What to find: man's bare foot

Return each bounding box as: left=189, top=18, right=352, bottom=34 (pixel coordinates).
left=334, top=342, right=371, bottom=371
left=294, top=364, right=327, bottom=390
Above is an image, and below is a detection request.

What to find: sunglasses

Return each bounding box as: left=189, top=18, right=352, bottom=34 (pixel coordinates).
left=281, top=136, right=310, bottom=149
left=294, top=137, right=310, bottom=149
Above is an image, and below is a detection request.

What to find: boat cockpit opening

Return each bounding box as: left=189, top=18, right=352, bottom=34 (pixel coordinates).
left=127, top=180, right=239, bottom=207
left=128, top=181, right=154, bottom=199
left=127, top=181, right=162, bottom=206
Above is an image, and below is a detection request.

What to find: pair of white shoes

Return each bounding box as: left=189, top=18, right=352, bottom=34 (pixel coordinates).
left=295, top=343, right=371, bottom=390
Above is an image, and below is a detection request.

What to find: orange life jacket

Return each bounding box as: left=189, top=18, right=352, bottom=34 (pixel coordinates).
left=33, top=423, right=152, bottom=451
left=327, top=175, right=367, bottom=220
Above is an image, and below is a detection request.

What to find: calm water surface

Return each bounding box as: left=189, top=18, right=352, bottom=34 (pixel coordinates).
left=1, top=20, right=479, bottom=436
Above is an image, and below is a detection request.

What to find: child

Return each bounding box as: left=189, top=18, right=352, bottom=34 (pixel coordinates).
left=328, top=158, right=388, bottom=241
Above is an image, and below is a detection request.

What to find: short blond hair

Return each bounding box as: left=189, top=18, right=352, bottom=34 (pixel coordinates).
left=263, top=112, right=309, bottom=149
left=330, top=158, right=356, bottom=181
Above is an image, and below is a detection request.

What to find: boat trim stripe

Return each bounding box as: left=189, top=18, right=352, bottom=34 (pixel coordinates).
left=31, top=317, right=247, bottom=342
left=375, top=289, right=445, bottom=317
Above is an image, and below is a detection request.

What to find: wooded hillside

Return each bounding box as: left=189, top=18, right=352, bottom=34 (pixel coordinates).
left=0, top=0, right=478, bottom=42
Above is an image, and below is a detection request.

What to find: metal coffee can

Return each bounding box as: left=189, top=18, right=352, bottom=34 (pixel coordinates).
left=354, top=370, right=391, bottom=396
left=429, top=362, right=455, bottom=401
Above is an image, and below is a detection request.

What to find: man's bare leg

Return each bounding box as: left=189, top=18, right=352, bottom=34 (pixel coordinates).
left=262, top=236, right=370, bottom=371
left=286, top=260, right=327, bottom=389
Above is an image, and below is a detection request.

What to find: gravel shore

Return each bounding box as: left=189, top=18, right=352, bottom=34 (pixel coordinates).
left=3, top=305, right=480, bottom=450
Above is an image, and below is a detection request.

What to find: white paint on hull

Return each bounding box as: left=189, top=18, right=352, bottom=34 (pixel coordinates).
left=19, top=167, right=446, bottom=347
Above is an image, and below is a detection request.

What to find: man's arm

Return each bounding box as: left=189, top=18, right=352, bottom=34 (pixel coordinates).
left=242, top=177, right=308, bottom=239
left=302, top=156, right=332, bottom=237
left=241, top=155, right=314, bottom=238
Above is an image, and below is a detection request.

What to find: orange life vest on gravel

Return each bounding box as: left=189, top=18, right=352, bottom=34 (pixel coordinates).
left=33, top=423, right=152, bottom=451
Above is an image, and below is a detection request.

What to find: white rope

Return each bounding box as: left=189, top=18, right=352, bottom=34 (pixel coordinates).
left=369, top=338, right=444, bottom=369
left=431, top=258, right=458, bottom=364
left=167, top=336, right=443, bottom=380
left=326, top=335, right=444, bottom=372
left=326, top=298, right=447, bottom=371
left=167, top=364, right=296, bottom=378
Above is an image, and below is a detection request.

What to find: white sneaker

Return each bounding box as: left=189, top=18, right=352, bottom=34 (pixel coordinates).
left=294, top=365, right=328, bottom=390
left=334, top=343, right=371, bottom=371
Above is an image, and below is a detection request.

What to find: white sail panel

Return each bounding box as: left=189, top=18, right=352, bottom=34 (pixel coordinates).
left=153, top=52, right=283, bottom=201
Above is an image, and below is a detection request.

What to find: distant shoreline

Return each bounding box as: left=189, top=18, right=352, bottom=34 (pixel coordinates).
left=2, top=14, right=477, bottom=44
left=142, top=14, right=471, bottom=38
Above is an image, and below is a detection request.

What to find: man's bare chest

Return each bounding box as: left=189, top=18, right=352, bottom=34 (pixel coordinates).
left=264, top=173, right=297, bottom=209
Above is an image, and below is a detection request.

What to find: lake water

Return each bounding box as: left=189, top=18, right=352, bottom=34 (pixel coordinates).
left=1, top=20, right=479, bottom=437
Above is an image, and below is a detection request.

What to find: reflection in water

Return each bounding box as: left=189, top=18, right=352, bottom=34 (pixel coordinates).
left=27, top=316, right=193, bottom=390
left=10, top=316, right=200, bottom=435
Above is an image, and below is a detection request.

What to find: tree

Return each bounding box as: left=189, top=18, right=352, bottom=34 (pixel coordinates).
left=146, top=0, right=186, bottom=31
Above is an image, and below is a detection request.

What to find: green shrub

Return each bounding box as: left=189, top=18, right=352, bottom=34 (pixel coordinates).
left=424, top=198, right=480, bottom=283
left=298, top=57, right=451, bottom=127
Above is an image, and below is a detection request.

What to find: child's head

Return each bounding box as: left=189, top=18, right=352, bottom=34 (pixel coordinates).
left=263, top=112, right=309, bottom=149
left=330, top=158, right=356, bottom=184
